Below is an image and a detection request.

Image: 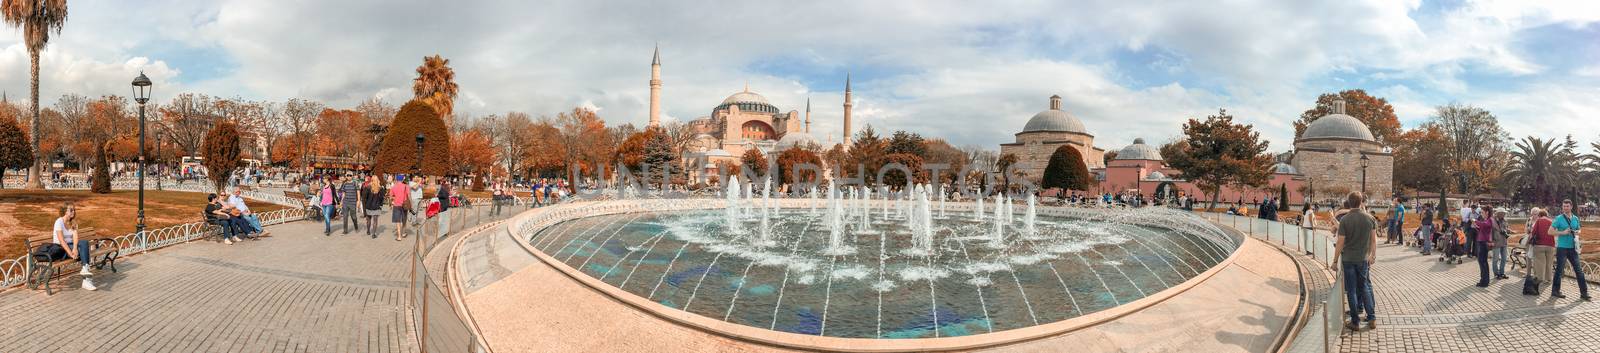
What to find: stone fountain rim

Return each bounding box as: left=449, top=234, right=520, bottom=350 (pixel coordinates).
left=498, top=199, right=1253, bottom=353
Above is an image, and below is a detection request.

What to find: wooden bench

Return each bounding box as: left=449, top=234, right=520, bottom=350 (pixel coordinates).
left=25, top=228, right=120, bottom=295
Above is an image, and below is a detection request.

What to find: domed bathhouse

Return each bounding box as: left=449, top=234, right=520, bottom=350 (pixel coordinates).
left=998, top=95, right=1107, bottom=181
left=1289, top=99, right=1394, bottom=203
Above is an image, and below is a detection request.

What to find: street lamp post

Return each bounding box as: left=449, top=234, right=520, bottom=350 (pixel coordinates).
left=132, top=72, right=153, bottom=244
left=1360, top=154, right=1370, bottom=198
left=414, top=133, right=426, bottom=175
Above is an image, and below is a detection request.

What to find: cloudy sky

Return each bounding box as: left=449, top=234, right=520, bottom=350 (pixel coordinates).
left=2, top=0, right=1597, bottom=152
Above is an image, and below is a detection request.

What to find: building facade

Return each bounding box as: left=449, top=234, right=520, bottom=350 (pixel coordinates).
left=998, top=95, right=1106, bottom=182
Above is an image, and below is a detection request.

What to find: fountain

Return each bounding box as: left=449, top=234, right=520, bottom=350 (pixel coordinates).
left=1025, top=193, right=1038, bottom=238
left=991, top=193, right=1005, bottom=246
left=725, top=176, right=744, bottom=235
left=527, top=193, right=1239, bottom=340
left=974, top=191, right=985, bottom=221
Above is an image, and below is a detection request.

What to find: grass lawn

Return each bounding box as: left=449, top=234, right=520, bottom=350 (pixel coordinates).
left=0, top=189, right=286, bottom=261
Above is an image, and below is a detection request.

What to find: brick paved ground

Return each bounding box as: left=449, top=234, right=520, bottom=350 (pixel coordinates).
left=1339, top=243, right=1600, bottom=352
left=0, top=215, right=424, bottom=353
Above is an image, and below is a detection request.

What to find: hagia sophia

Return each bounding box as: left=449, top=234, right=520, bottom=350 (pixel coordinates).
left=644, top=46, right=1393, bottom=206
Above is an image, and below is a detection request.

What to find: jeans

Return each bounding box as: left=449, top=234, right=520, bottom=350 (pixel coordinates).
left=1419, top=225, right=1434, bottom=254
left=1475, top=241, right=1490, bottom=286
left=1553, top=247, right=1590, bottom=297
left=1492, top=246, right=1507, bottom=277
left=343, top=205, right=360, bottom=233
left=1341, top=261, right=1375, bottom=323
left=321, top=206, right=335, bottom=234
left=1388, top=221, right=1402, bottom=243
left=242, top=214, right=263, bottom=235
left=70, top=239, right=92, bottom=266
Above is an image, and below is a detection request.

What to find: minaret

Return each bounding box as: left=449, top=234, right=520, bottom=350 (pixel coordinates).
left=804, top=97, right=811, bottom=133
left=648, top=44, right=662, bottom=128
left=842, top=73, right=853, bottom=146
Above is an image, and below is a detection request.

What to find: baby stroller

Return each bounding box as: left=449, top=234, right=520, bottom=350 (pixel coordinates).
left=1438, top=228, right=1466, bottom=264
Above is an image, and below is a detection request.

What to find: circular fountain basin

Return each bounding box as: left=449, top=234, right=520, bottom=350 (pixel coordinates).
left=522, top=199, right=1238, bottom=341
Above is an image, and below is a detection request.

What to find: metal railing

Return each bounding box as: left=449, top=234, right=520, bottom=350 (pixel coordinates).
left=0, top=189, right=307, bottom=290
left=406, top=196, right=526, bottom=353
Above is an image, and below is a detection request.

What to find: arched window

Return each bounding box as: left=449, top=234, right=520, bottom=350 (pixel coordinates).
left=740, top=120, right=775, bottom=140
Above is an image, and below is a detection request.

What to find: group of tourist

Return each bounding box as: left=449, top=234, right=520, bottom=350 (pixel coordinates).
left=308, top=172, right=436, bottom=241
left=1407, top=199, right=1587, bottom=299
left=204, top=187, right=273, bottom=245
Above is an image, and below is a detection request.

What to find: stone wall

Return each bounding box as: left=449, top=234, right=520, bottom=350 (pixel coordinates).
left=1291, top=148, right=1393, bottom=203
left=1000, top=131, right=1105, bottom=183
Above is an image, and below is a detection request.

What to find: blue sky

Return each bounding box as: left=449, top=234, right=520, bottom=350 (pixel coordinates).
left=1, top=0, right=1596, bottom=152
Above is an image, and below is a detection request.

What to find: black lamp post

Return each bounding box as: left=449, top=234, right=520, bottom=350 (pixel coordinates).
left=414, top=133, right=426, bottom=175
left=1360, top=154, right=1370, bottom=198
left=132, top=72, right=153, bottom=239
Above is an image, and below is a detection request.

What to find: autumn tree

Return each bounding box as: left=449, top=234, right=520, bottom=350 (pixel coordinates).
left=1164, top=109, right=1274, bottom=210
left=498, top=111, right=534, bottom=177
left=254, top=101, right=283, bottom=165
left=523, top=116, right=566, bottom=177
left=1390, top=125, right=1452, bottom=203
left=281, top=98, right=324, bottom=169
left=159, top=93, right=219, bottom=158
left=375, top=100, right=451, bottom=176
left=414, top=55, right=459, bottom=126
left=1041, top=145, right=1090, bottom=192
left=846, top=125, right=886, bottom=184
left=452, top=127, right=495, bottom=190
left=1293, top=89, right=1401, bottom=144
left=202, top=121, right=242, bottom=193
left=613, top=129, right=654, bottom=172
left=740, top=148, right=769, bottom=178
left=775, top=147, right=823, bottom=188
left=3, top=0, right=70, bottom=189
left=1425, top=102, right=1508, bottom=198
left=922, top=138, right=967, bottom=184
left=83, top=96, right=131, bottom=190
left=0, top=114, right=31, bottom=187
left=879, top=153, right=924, bottom=188
left=312, top=109, right=368, bottom=160
left=555, top=108, right=610, bottom=183
left=995, top=153, right=1019, bottom=192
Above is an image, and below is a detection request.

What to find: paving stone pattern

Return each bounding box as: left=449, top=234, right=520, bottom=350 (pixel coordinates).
left=0, top=216, right=421, bottom=353
left=1339, top=243, right=1600, bottom=352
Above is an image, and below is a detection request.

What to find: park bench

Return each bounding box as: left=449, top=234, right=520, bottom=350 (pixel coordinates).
left=25, top=228, right=120, bottom=295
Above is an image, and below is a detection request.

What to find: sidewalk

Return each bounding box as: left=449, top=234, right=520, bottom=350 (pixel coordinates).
left=0, top=218, right=418, bottom=352
left=1339, top=243, right=1600, bottom=351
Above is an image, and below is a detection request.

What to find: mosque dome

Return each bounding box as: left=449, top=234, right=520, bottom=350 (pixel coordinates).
left=1270, top=163, right=1299, bottom=174
left=1020, top=95, right=1088, bottom=134
left=716, top=89, right=779, bottom=114
left=1145, top=171, right=1168, bottom=180
left=1300, top=100, right=1375, bottom=142
left=1115, top=138, right=1162, bottom=161
left=775, top=132, right=819, bottom=150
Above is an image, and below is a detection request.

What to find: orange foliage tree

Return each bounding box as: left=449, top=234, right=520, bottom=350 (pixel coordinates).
left=374, top=100, right=451, bottom=176
left=1294, top=89, right=1401, bottom=144
left=451, top=127, right=496, bottom=190
left=202, top=121, right=242, bottom=193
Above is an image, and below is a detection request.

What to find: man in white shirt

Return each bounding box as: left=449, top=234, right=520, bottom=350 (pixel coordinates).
left=228, top=187, right=269, bottom=237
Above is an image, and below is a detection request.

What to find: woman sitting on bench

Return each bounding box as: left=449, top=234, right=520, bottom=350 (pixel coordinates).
left=206, top=193, right=249, bottom=245
left=50, top=202, right=97, bottom=291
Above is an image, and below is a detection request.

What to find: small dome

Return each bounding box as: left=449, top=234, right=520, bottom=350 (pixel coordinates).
left=1300, top=100, right=1374, bottom=141
left=1115, top=138, right=1162, bottom=161
left=1021, top=110, right=1087, bottom=134
left=1270, top=163, right=1299, bottom=174
left=1145, top=171, right=1167, bottom=180
left=716, top=90, right=779, bottom=114
left=775, top=132, right=818, bottom=150
left=1020, top=95, right=1087, bottom=134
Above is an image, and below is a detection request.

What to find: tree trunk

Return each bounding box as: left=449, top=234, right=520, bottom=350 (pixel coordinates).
left=23, top=50, right=44, bottom=189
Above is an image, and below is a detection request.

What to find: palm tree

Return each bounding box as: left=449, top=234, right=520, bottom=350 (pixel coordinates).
left=1505, top=136, right=1581, bottom=206
left=413, top=55, right=458, bottom=127
left=2, top=0, right=69, bottom=190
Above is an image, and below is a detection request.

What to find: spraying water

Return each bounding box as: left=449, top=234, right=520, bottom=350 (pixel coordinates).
left=1025, top=193, right=1038, bottom=238
left=725, top=176, right=745, bottom=235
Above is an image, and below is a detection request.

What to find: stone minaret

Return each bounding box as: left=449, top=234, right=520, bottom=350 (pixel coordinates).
left=805, top=97, right=811, bottom=133
left=648, top=44, right=662, bottom=128
left=843, top=73, right=853, bottom=146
